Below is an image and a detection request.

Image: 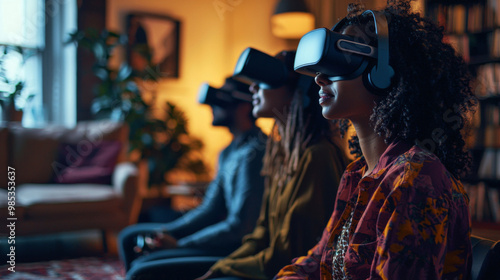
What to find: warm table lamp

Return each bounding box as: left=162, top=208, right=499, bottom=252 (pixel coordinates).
left=271, top=0, right=315, bottom=39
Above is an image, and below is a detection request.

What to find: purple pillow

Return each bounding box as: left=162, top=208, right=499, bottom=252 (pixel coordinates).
left=51, top=140, right=122, bottom=184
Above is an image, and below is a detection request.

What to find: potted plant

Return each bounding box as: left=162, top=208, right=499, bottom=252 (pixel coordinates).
left=0, top=46, right=34, bottom=122
left=70, top=29, right=209, bottom=187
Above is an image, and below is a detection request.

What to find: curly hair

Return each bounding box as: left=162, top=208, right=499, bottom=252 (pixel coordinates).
left=336, top=0, right=477, bottom=178
left=261, top=50, right=339, bottom=188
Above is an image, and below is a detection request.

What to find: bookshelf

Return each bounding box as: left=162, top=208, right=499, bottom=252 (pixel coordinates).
left=426, top=0, right=500, bottom=225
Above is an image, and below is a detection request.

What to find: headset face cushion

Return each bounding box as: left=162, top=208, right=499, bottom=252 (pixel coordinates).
left=233, top=48, right=288, bottom=89
left=198, top=83, right=235, bottom=107
left=294, top=28, right=372, bottom=81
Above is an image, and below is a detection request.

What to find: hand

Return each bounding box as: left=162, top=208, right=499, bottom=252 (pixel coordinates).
left=133, top=231, right=178, bottom=255
left=151, top=231, right=178, bottom=249
left=194, top=270, right=213, bottom=280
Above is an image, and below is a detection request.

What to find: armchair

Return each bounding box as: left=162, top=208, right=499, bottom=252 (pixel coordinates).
left=470, top=235, right=500, bottom=280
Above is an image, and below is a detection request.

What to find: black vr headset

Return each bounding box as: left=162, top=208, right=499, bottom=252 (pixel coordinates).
left=233, top=47, right=289, bottom=89
left=233, top=47, right=315, bottom=106
left=294, top=10, right=395, bottom=93
left=198, top=78, right=252, bottom=107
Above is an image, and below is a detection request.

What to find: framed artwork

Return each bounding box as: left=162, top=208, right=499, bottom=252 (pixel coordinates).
left=126, top=12, right=181, bottom=78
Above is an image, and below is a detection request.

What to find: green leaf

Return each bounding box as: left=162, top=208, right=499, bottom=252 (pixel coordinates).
left=116, top=64, right=132, bottom=82
left=92, top=65, right=109, bottom=80
left=68, top=27, right=209, bottom=184
left=92, top=42, right=106, bottom=62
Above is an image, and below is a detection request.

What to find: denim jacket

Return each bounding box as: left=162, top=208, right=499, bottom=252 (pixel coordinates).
left=166, top=126, right=267, bottom=250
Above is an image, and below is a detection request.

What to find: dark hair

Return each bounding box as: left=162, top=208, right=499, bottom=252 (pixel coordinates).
left=262, top=50, right=337, bottom=188
left=337, top=0, right=477, bottom=178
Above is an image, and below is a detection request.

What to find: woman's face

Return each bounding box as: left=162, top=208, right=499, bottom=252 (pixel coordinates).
left=315, top=75, right=376, bottom=122
left=249, top=83, right=293, bottom=119
left=315, top=25, right=378, bottom=122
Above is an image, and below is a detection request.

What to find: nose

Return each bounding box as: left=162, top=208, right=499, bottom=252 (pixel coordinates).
left=249, top=83, right=259, bottom=94
left=315, top=73, right=331, bottom=87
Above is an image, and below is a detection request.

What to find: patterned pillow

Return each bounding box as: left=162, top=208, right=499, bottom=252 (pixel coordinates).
left=51, top=140, right=122, bottom=185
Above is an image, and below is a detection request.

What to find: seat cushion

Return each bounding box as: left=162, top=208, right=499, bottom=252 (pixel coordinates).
left=14, top=184, right=123, bottom=219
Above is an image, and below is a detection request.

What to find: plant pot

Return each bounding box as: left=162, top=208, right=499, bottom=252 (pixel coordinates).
left=1, top=101, right=23, bottom=122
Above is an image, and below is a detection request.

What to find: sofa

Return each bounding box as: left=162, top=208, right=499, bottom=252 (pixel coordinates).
left=0, top=120, right=147, bottom=250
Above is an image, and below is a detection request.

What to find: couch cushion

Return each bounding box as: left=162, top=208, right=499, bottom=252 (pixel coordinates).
left=8, top=121, right=129, bottom=187
left=52, top=141, right=122, bottom=184
left=60, top=120, right=129, bottom=163
left=15, top=184, right=122, bottom=219
left=10, top=124, right=67, bottom=186
left=16, top=184, right=120, bottom=205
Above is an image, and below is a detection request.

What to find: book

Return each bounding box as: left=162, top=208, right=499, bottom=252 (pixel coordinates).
left=478, top=148, right=496, bottom=178
left=476, top=182, right=487, bottom=221
left=495, top=63, right=500, bottom=94
left=444, top=35, right=470, bottom=62
left=479, top=64, right=498, bottom=97
left=454, top=5, right=466, bottom=34
left=488, top=187, right=500, bottom=222
left=492, top=30, right=500, bottom=58
left=497, top=149, right=500, bottom=179
left=487, top=0, right=500, bottom=27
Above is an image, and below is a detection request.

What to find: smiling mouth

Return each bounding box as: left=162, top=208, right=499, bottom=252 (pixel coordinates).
left=319, top=93, right=330, bottom=98
left=252, top=98, right=260, bottom=106
left=319, top=89, right=334, bottom=97
left=318, top=90, right=334, bottom=105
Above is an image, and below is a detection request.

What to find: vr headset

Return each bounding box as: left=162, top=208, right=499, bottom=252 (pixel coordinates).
left=294, top=10, right=394, bottom=92
left=198, top=79, right=252, bottom=107
left=233, top=47, right=289, bottom=89
left=233, top=47, right=315, bottom=106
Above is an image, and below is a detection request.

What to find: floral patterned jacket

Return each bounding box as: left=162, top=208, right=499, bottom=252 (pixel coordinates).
left=275, top=141, right=472, bottom=280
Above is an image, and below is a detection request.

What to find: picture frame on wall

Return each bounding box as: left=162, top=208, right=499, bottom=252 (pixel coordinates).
left=126, top=12, right=181, bottom=78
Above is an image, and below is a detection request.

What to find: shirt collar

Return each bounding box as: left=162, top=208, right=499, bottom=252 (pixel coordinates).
left=344, top=140, right=413, bottom=178
left=373, top=140, right=413, bottom=173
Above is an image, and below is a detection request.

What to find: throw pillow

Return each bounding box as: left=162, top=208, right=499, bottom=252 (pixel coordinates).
left=51, top=140, right=122, bottom=185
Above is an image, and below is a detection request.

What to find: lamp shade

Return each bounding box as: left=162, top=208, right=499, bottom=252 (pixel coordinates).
left=271, top=0, right=315, bottom=39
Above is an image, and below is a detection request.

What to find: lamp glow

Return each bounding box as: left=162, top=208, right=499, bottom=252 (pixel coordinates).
left=271, top=0, right=315, bottom=39
left=271, top=12, right=315, bottom=39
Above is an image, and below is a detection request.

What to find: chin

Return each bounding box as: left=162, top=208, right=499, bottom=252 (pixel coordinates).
left=321, top=108, right=336, bottom=120
left=252, top=108, right=262, bottom=118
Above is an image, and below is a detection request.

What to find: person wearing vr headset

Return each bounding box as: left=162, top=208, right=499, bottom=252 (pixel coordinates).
left=188, top=49, right=350, bottom=280
left=119, top=77, right=267, bottom=273
left=124, top=50, right=349, bottom=280
left=276, top=1, right=476, bottom=279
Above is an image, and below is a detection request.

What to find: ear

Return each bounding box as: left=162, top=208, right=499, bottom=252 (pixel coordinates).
left=362, top=61, right=395, bottom=95
left=361, top=10, right=395, bottom=94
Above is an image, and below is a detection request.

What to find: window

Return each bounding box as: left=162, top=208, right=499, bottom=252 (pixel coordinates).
left=0, top=0, right=77, bottom=127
